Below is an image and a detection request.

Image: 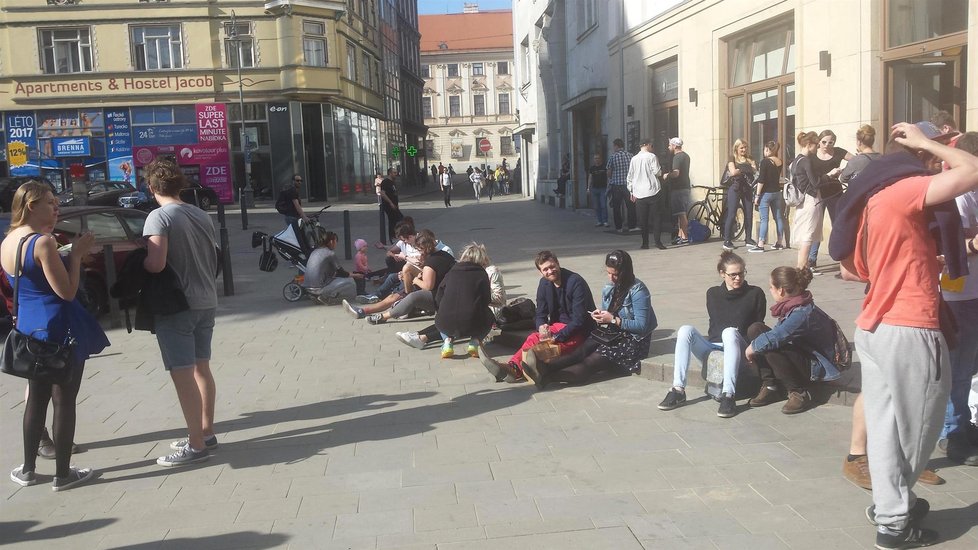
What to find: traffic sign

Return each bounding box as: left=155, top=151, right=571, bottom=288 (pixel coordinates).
left=479, top=138, right=492, bottom=153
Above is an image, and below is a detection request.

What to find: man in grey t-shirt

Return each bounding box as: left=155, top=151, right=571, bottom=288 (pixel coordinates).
left=664, top=137, right=692, bottom=244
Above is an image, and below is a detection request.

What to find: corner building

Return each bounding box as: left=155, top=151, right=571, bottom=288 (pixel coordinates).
left=0, top=0, right=422, bottom=202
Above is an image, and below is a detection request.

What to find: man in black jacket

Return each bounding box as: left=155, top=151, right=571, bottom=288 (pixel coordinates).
left=479, top=251, right=595, bottom=382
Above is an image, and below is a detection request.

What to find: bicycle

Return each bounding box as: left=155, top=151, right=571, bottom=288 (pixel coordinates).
left=687, top=185, right=745, bottom=241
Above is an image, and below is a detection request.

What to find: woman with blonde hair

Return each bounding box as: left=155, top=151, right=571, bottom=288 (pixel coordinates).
left=790, top=131, right=825, bottom=270
left=839, top=125, right=882, bottom=184
left=3, top=181, right=108, bottom=490
left=722, top=139, right=758, bottom=251
left=752, top=140, right=786, bottom=251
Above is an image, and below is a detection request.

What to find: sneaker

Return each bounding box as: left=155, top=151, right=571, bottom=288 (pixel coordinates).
left=441, top=342, right=454, bottom=359
left=477, top=344, right=517, bottom=382
left=396, top=331, right=425, bottom=349
left=629, top=227, right=640, bottom=232
left=722, top=241, right=734, bottom=251
left=657, top=388, right=687, bottom=411
left=747, top=244, right=765, bottom=253
left=866, top=498, right=930, bottom=527
left=595, top=222, right=603, bottom=227
left=655, top=243, right=668, bottom=250
left=52, top=467, right=94, bottom=492
left=717, top=393, right=737, bottom=418
left=170, top=434, right=219, bottom=451
left=356, top=294, right=380, bottom=304
left=617, top=227, right=626, bottom=234
left=676, top=238, right=690, bottom=245
left=843, top=455, right=872, bottom=490
left=941, top=435, right=978, bottom=466
left=10, top=465, right=37, bottom=487
left=342, top=299, right=365, bottom=319
left=772, top=243, right=785, bottom=250
left=781, top=390, right=810, bottom=414
left=745, top=239, right=758, bottom=247
left=157, top=445, right=209, bottom=467
left=367, top=313, right=386, bottom=325
left=466, top=343, right=479, bottom=358
left=602, top=223, right=610, bottom=227
left=521, top=349, right=547, bottom=390
left=874, top=526, right=938, bottom=549
left=749, top=386, right=782, bottom=407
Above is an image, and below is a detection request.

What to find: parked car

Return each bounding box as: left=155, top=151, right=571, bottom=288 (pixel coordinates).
left=0, top=176, right=58, bottom=212
left=58, top=180, right=137, bottom=207
left=0, top=206, right=148, bottom=317
left=119, top=180, right=219, bottom=211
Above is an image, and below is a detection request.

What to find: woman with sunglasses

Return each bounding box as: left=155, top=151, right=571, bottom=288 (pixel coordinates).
left=521, top=250, right=655, bottom=389
left=658, top=251, right=766, bottom=418
left=806, top=130, right=853, bottom=270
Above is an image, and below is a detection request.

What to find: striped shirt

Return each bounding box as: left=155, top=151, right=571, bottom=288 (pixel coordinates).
left=606, top=149, right=632, bottom=186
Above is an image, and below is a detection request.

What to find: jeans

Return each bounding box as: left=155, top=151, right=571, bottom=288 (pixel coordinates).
left=442, top=186, right=452, bottom=207
left=635, top=194, right=665, bottom=247
left=672, top=325, right=745, bottom=395
left=724, top=188, right=753, bottom=242
left=808, top=194, right=841, bottom=262
left=609, top=185, right=636, bottom=230
left=375, top=272, right=403, bottom=298
left=942, top=299, right=978, bottom=438
left=590, top=187, right=608, bottom=225
left=757, top=192, right=785, bottom=244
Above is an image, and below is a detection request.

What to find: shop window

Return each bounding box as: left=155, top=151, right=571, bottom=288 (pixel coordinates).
left=302, top=20, right=327, bottom=67
left=497, top=61, right=509, bottom=75
left=472, top=62, right=484, bottom=76
left=224, top=21, right=255, bottom=69
left=498, top=93, right=510, bottom=115
left=422, top=97, right=432, bottom=118
left=131, top=24, right=183, bottom=71
left=447, top=63, right=459, bottom=77
left=346, top=42, right=357, bottom=81
left=474, top=95, right=486, bottom=116
left=449, top=95, right=461, bottom=117
left=38, top=27, right=93, bottom=74
left=886, top=0, right=968, bottom=49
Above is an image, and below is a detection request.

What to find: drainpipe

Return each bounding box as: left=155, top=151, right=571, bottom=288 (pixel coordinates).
left=619, top=0, right=626, bottom=141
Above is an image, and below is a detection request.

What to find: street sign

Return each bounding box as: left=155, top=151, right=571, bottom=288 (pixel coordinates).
left=479, top=138, right=492, bottom=153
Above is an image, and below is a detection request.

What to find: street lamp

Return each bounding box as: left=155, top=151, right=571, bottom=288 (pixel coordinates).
left=227, top=10, right=251, bottom=229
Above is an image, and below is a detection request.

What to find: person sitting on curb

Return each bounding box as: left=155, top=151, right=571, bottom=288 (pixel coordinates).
left=395, top=243, right=505, bottom=351
left=521, top=250, right=655, bottom=389
left=478, top=251, right=595, bottom=382
left=350, top=230, right=455, bottom=325
left=432, top=247, right=496, bottom=359
left=658, top=251, right=766, bottom=418
left=302, top=231, right=358, bottom=305
left=745, top=266, right=841, bottom=414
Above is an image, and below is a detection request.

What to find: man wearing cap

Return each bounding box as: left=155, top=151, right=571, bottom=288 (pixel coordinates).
left=627, top=139, right=666, bottom=250
left=606, top=138, right=637, bottom=233
left=663, top=137, right=692, bottom=244
left=829, top=121, right=978, bottom=549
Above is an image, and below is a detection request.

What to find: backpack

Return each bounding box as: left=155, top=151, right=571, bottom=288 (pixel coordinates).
left=687, top=219, right=710, bottom=243
left=783, top=155, right=806, bottom=207
left=827, top=314, right=853, bottom=371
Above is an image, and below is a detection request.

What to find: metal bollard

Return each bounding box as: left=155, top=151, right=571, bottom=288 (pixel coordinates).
left=343, top=210, right=352, bottom=260
left=217, top=203, right=235, bottom=296
left=102, top=244, right=121, bottom=329
left=378, top=206, right=387, bottom=245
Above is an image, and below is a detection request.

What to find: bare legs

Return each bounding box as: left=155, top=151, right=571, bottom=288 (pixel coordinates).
left=170, top=360, right=215, bottom=450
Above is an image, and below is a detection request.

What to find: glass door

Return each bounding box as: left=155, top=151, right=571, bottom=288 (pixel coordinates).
left=886, top=54, right=966, bottom=131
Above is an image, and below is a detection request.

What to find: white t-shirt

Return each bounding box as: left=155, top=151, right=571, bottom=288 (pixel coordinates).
left=943, top=190, right=978, bottom=301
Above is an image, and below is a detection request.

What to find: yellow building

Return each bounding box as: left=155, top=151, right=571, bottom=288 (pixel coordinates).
left=0, top=0, right=393, bottom=202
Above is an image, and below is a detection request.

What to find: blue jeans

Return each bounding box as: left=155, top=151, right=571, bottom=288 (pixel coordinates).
left=672, top=325, right=746, bottom=395
left=591, top=188, right=608, bottom=224
left=757, top=192, right=785, bottom=244
left=942, top=299, right=978, bottom=439
left=375, top=272, right=404, bottom=298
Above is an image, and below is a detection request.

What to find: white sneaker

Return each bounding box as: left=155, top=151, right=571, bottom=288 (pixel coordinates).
left=396, top=331, right=425, bottom=349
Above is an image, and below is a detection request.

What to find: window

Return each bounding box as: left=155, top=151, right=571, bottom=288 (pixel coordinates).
left=39, top=27, right=93, bottom=74
left=497, top=61, right=509, bottom=75
left=131, top=25, right=183, bottom=70
left=728, top=24, right=794, bottom=87
left=498, top=93, right=510, bottom=115
left=578, top=0, right=598, bottom=35
left=500, top=136, right=513, bottom=155
left=449, top=95, right=461, bottom=117
left=473, top=94, right=486, bottom=116
left=521, top=39, right=531, bottom=84
left=362, top=52, right=372, bottom=88
left=422, top=97, right=432, bottom=118
left=472, top=62, right=484, bottom=76
left=447, top=63, right=459, bottom=77
left=224, top=22, right=255, bottom=68
left=886, top=0, right=968, bottom=48
left=421, top=64, right=430, bottom=77
left=302, top=20, right=327, bottom=66
left=346, top=42, right=357, bottom=81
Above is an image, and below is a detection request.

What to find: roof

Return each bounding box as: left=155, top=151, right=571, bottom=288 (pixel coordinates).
left=419, top=11, right=513, bottom=53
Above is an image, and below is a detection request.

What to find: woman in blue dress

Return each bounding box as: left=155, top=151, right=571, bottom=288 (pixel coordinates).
left=3, top=181, right=109, bottom=491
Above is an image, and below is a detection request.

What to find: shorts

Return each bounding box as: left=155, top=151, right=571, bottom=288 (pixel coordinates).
left=154, top=308, right=216, bottom=371
left=671, top=188, right=692, bottom=216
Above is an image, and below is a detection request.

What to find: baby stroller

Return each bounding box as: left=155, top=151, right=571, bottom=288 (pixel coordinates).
left=252, top=205, right=331, bottom=302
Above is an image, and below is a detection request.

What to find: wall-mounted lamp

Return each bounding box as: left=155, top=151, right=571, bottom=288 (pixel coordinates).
left=688, top=88, right=698, bottom=105
left=626, top=105, right=634, bottom=118
left=819, top=50, right=831, bottom=76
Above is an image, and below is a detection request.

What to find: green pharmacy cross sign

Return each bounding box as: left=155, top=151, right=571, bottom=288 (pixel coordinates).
left=406, top=146, right=418, bottom=157
left=389, top=146, right=419, bottom=159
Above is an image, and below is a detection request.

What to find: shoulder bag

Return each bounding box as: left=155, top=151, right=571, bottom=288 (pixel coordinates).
left=591, top=324, right=624, bottom=345
left=1, top=233, right=74, bottom=385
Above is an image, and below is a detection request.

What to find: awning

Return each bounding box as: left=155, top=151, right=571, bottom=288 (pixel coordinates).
left=561, top=88, right=607, bottom=111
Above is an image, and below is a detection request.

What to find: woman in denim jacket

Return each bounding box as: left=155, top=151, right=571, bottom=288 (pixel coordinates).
left=522, top=250, right=656, bottom=389
left=746, top=265, right=841, bottom=415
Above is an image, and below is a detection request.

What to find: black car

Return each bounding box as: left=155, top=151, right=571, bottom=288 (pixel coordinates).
left=118, top=180, right=219, bottom=211
left=0, top=176, right=58, bottom=212
left=58, top=180, right=137, bottom=207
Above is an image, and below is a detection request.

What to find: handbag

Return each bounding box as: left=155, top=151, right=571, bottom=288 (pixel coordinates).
left=1, top=233, right=74, bottom=385
left=258, top=237, right=278, bottom=272
left=591, top=324, right=624, bottom=345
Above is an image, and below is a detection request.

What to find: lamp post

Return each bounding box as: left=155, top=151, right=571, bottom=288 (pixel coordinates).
left=228, top=10, right=251, bottom=229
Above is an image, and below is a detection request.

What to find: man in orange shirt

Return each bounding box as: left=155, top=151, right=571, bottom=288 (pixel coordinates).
left=848, top=122, right=978, bottom=549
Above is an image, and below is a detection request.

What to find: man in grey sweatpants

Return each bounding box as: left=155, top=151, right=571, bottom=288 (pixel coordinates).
left=840, top=122, right=978, bottom=549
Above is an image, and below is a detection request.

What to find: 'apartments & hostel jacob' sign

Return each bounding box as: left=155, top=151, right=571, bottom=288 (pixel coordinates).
left=7, top=75, right=216, bottom=100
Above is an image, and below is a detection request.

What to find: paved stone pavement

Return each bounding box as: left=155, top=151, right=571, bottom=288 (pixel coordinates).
left=1, top=194, right=976, bottom=549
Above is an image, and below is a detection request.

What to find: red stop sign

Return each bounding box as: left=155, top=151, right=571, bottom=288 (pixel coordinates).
left=479, top=138, right=492, bottom=153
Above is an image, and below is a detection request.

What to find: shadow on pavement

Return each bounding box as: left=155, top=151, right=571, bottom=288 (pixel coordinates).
left=0, top=519, right=117, bottom=544
left=106, top=531, right=290, bottom=549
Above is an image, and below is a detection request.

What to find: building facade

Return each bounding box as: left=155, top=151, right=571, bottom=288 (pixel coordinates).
left=0, top=0, right=423, bottom=202
left=419, top=9, right=518, bottom=177
left=516, top=0, right=976, bottom=226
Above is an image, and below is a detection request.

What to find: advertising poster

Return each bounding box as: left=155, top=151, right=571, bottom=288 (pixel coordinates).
left=105, top=109, right=134, bottom=184
left=450, top=138, right=463, bottom=159
left=5, top=112, right=38, bottom=176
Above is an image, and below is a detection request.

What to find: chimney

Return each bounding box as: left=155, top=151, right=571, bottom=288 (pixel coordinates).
left=463, top=3, right=479, bottom=14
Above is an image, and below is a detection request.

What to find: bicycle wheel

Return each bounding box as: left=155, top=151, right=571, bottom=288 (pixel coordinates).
left=732, top=208, right=746, bottom=240
left=686, top=201, right=712, bottom=239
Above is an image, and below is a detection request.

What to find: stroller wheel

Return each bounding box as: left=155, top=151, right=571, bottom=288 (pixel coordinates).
left=283, top=282, right=304, bottom=302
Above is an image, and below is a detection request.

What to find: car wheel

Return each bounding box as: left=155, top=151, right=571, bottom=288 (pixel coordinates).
left=80, top=276, right=108, bottom=317
left=199, top=195, right=212, bottom=210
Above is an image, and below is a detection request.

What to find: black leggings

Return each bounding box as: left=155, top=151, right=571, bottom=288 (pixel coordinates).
left=724, top=188, right=754, bottom=242
left=747, top=322, right=810, bottom=392
left=23, top=362, right=85, bottom=477
left=544, top=339, right=617, bottom=385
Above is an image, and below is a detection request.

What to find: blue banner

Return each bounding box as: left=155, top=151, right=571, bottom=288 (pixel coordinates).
left=105, top=109, right=134, bottom=184
left=5, top=112, right=39, bottom=176
left=51, top=137, right=91, bottom=158
left=132, top=124, right=197, bottom=146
